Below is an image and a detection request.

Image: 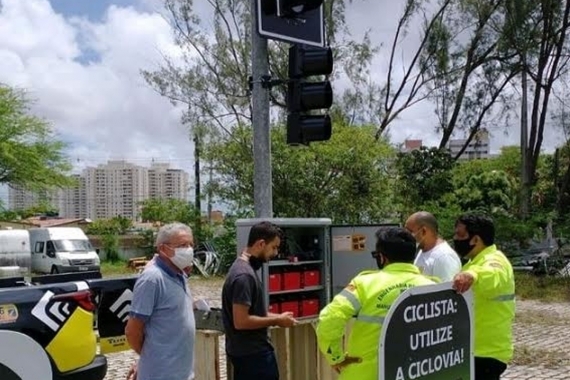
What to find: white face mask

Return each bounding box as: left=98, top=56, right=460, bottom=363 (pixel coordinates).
left=170, top=247, right=194, bottom=271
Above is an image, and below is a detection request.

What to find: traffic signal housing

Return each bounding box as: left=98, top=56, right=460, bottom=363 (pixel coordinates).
left=286, top=44, right=334, bottom=146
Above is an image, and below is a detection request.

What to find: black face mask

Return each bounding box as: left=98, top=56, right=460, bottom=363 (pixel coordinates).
left=375, top=255, right=386, bottom=270
left=453, top=238, right=475, bottom=258
left=248, top=255, right=265, bottom=271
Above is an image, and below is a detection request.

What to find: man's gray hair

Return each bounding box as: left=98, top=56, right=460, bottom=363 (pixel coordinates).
left=155, top=222, right=193, bottom=247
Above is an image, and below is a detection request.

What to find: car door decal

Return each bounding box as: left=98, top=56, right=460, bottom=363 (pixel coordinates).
left=31, top=291, right=63, bottom=331
left=109, top=288, right=133, bottom=322
left=97, top=284, right=135, bottom=354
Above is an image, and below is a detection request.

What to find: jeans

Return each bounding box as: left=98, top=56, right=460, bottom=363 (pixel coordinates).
left=475, top=357, right=507, bottom=380
left=229, top=350, right=279, bottom=380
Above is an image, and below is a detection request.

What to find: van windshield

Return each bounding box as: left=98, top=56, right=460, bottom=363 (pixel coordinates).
left=53, top=239, right=93, bottom=253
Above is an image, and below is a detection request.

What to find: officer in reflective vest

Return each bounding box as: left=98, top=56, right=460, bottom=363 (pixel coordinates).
left=452, top=214, right=515, bottom=380
left=316, top=227, right=438, bottom=380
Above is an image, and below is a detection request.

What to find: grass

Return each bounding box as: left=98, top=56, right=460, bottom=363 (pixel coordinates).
left=100, top=260, right=138, bottom=277
left=515, top=272, right=570, bottom=302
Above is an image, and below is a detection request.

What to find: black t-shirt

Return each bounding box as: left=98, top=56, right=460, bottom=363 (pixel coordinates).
left=221, top=258, right=273, bottom=357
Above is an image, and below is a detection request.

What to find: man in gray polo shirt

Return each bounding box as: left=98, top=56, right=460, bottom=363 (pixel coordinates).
left=125, top=222, right=196, bottom=380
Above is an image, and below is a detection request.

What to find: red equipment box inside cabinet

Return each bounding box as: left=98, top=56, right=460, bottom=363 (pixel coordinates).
left=282, top=270, right=302, bottom=290
left=301, top=298, right=320, bottom=317
left=269, top=302, right=280, bottom=314
left=303, top=270, right=320, bottom=287
left=280, top=300, right=300, bottom=317
left=269, top=272, right=282, bottom=292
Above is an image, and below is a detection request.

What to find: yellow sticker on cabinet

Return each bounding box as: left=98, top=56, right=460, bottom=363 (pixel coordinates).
left=351, top=234, right=367, bottom=251
left=0, top=304, right=19, bottom=324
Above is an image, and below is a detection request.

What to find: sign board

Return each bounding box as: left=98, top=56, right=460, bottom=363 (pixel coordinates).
left=256, top=0, right=325, bottom=47
left=379, top=283, right=474, bottom=380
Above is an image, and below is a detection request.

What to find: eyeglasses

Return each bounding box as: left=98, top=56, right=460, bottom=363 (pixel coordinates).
left=371, top=250, right=380, bottom=259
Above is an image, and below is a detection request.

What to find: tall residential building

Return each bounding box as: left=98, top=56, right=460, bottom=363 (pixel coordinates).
left=448, top=129, right=490, bottom=160
left=9, top=161, right=190, bottom=220
left=83, top=160, right=149, bottom=220
left=59, top=174, right=87, bottom=219
left=148, top=162, right=189, bottom=200
left=8, top=184, right=58, bottom=211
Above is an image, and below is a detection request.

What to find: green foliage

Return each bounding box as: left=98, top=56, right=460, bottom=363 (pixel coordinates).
left=85, top=216, right=133, bottom=235
left=204, top=120, right=397, bottom=223
left=395, top=147, right=456, bottom=213
left=453, top=170, right=516, bottom=213
left=0, top=85, right=74, bottom=190
left=210, top=214, right=239, bottom=273
left=139, top=198, right=199, bottom=225
left=101, top=233, right=120, bottom=262
left=137, top=229, right=157, bottom=257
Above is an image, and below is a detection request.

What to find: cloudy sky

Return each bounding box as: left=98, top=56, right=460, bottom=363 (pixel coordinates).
left=0, top=0, right=563, bottom=206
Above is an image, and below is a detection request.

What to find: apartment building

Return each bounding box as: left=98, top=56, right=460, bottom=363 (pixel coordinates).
left=8, top=184, right=59, bottom=211
left=448, top=129, right=490, bottom=160
left=59, top=174, right=87, bottom=218
left=83, top=160, right=149, bottom=220
left=9, top=161, right=189, bottom=221
left=148, top=162, right=189, bottom=200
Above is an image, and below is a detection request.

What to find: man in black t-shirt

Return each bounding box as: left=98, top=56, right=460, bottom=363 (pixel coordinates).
left=221, top=221, right=297, bottom=380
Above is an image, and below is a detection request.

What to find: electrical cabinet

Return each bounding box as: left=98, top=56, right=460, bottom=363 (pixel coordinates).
left=236, top=218, right=398, bottom=321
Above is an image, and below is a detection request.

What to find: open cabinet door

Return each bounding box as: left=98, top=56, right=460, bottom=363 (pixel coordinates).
left=329, top=224, right=398, bottom=299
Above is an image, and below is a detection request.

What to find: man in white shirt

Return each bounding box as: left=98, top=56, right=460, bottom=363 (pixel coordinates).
left=405, top=211, right=462, bottom=282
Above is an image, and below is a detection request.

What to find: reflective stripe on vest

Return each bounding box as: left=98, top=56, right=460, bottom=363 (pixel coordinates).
left=355, top=314, right=385, bottom=324
left=339, top=289, right=361, bottom=313
left=339, top=289, right=385, bottom=324
left=492, top=293, right=515, bottom=302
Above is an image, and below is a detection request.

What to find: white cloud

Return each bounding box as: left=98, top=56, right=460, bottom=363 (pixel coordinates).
left=0, top=0, right=190, bottom=176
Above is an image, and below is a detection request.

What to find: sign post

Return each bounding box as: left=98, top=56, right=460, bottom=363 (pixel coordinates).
left=378, top=283, right=474, bottom=380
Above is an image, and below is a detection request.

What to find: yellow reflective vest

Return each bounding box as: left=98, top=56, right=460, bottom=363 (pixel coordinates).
left=316, top=263, right=437, bottom=380
left=463, top=244, right=515, bottom=364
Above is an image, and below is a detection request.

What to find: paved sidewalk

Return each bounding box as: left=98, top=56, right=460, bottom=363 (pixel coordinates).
left=104, top=278, right=570, bottom=379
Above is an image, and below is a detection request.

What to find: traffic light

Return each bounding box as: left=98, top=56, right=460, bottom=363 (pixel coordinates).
left=286, top=44, right=333, bottom=146
left=277, top=0, right=323, bottom=17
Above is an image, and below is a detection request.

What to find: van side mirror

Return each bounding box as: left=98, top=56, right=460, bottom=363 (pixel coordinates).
left=95, top=248, right=100, bottom=255
left=46, top=249, right=56, bottom=258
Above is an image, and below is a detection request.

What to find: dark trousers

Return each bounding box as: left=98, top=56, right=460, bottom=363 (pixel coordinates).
left=475, top=357, right=507, bottom=380
left=229, top=350, right=279, bottom=380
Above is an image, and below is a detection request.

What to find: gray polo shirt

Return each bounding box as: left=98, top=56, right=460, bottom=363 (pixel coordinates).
left=130, top=257, right=195, bottom=380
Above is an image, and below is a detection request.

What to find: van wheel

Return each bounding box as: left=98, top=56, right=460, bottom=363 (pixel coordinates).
left=50, top=266, right=59, bottom=274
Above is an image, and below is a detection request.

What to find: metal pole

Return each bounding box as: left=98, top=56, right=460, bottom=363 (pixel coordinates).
left=251, top=0, right=273, bottom=218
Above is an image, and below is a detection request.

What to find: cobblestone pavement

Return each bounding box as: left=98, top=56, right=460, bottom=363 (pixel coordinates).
left=105, top=278, right=570, bottom=380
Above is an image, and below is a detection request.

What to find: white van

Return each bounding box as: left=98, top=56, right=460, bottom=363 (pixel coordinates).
left=0, top=230, right=32, bottom=278
left=28, top=227, right=101, bottom=274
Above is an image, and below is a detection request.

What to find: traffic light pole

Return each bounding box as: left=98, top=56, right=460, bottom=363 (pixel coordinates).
left=251, top=0, right=273, bottom=218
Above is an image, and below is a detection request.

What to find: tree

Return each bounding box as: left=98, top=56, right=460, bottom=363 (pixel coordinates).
left=375, top=0, right=519, bottom=152
left=203, top=118, right=397, bottom=223
left=0, top=85, right=73, bottom=191
left=85, top=216, right=133, bottom=235
left=503, top=0, right=570, bottom=216
left=453, top=170, right=516, bottom=213
left=395, top=146, right=456, bottom=214
left=141, top=0, right=378, bottom=134
left=139, top=198, right=199, bottom=225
